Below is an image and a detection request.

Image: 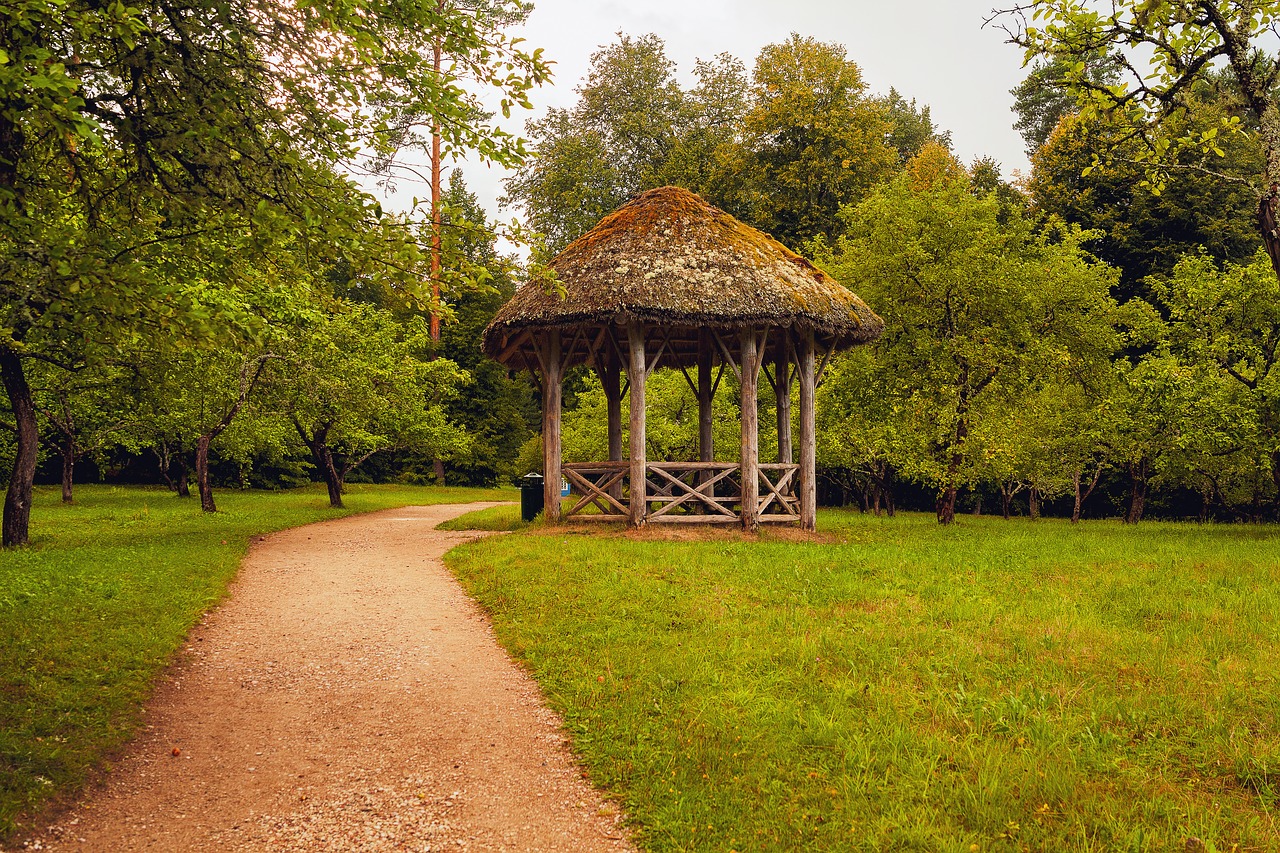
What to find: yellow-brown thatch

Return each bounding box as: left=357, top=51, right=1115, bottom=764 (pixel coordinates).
left=482, top=186, right=883, bottom=362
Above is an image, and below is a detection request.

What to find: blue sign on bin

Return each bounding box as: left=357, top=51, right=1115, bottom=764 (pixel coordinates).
left=561, top=478, right=571, bottom=498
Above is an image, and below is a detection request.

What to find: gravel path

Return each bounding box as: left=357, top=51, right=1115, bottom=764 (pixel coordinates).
left=22, top=503, right=633, bottom=852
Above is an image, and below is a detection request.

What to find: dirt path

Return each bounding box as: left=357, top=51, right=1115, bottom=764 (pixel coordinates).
left=25, top=504, right=633, bottom=852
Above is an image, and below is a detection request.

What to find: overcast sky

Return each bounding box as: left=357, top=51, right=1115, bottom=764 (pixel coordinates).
left=362, top=0, right=1034, bottom=234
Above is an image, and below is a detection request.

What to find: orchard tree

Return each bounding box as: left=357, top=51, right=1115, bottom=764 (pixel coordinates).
left=819, top=145, right=1120, bottom=523
left=816, top=349, right=907, bottom=515
left=30, top=357, right=141, bottom=503
left=1157, top=250, right=1280, bottom=511
left=0, top=0, right=549, bottom=545
left=265, top=304, right=469, bottom=508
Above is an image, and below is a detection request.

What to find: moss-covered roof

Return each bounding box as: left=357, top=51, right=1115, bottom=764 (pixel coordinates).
left=482, top=187, right=883, bottom=362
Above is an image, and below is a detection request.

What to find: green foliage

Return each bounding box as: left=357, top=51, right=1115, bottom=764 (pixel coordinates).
left=999, top=0, right=1280, bottom=200
left=817, top=151, right=1120, bottom=515
left=264, top=302, right=471, bottom=481
left=504, top=32, right=931, bottom=254
left=1009, top=52, right=1120, bottom=156
left=729, top=34, right=897, bottom=248
left=449, top=510, right=1280, bottom=850
left=435, top=172, right=538, bottom=486
left=1028, top=108, right=1262, bottom=297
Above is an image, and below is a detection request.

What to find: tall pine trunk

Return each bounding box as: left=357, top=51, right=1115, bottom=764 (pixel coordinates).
left=1, top=350, right=37, bottom=547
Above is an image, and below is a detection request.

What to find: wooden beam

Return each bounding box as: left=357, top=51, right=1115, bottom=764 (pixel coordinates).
left=711, top=328, right=741, bottom=380
left=740, top=327, right=760, bottom=533
left=798, top=328, right=817, bottom=531
left=600, top=352, right=623, bottom=501
left=698, top=330, right=714, bottom=467
left=542, top=329, right=563, bottom=522
left=627, top=320, right=647, bottom=528
left=776, top=334, right=793, bottom=465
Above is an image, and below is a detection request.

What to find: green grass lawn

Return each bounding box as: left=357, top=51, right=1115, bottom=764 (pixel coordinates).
left=444, top=511, right=1280, bottom=852
left=0, top=482, right=511, bottom=839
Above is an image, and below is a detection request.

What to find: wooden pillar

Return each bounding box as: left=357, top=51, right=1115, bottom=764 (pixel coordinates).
left=740, top=327, right=761, bottom=532
left=798, top=329, right=817, bottom=531
left=600, top=346, right=624, bottom=500
left=698, top=330, right=714, bottom=463
left=627, top=321, right=647, bottom=527
left=775, top=336, right=792, bottom=464
left=542, top=329, right=563, bottom=522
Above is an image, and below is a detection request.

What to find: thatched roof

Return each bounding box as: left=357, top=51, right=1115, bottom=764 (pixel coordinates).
left=482, top=187, right=883, bottom=367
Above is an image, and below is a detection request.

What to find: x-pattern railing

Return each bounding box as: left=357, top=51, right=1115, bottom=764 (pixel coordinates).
left=562, top=461, right=800, bottom=522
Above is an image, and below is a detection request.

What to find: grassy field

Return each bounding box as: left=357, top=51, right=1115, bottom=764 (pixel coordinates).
left=444, top=510, right=1280, bottom=852
left=0, top=482, right=511, bottom=839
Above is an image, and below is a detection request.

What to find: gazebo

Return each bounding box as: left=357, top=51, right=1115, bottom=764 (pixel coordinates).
left=482, top=186, right=883, bottom=531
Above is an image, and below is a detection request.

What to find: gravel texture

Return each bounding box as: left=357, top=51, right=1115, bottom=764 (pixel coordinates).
left=19, top=503, right=633, bottom=852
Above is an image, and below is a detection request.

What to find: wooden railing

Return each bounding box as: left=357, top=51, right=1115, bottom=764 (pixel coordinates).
left=562, top=461, right=799, bottom=523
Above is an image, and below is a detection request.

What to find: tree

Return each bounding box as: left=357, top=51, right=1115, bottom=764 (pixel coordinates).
left=1157, top=250, right=1280, bottom=513
left=1028, top=103, right=1262, bottom=299
left=0, top=0, right=549, bottom=545
left=880, top=88, right=953, bottom=165
left=817, top=145, right=1120, bottom=523
left=995, top=1, right=1280, bottom=278
left=266, top=304, right=469, bottom=508
left=30, top=357, right=140, bottom=503
left=503, top=33, right=687, bottom=254
left=1010, top=52, right=1120, bottom=155
left=735, top=34, right=896, bottom=248
left=435, top=173, right=538, bottom=486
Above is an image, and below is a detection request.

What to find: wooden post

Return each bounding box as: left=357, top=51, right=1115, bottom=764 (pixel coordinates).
left=740, top=328, right=760, bottom=532
left=542, top=330, right=563, bottom=522
left=798, top=329, right=817, bottom=531
left=698, top=330, right=714, bottom=463
left=600, top=347, right=624, bottom=500
left=627, top=321, right=647, bottom=527
left=775, top=337, right=792, bottom=464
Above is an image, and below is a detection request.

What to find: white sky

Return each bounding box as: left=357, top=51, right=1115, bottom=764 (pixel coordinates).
left=362, top=0, right=1033, bottom=237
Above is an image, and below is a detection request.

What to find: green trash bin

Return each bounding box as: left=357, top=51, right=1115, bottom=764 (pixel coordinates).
left=520, top=473, right=544, bottom=522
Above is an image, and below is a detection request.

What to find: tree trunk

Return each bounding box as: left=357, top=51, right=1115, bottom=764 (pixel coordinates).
left=1271, top=449, right=1280, bottom=514
left=1, top=350, right=37, bottom=547
left=319, top=447, right=344, bottom=508
left=1029, top=486, right=1041, bottom=520
left=1000, top=486, right=1013, bottom=520
left=936, top=484, right=957, bottom=525
left=195, top=434, right=216, bottom=513
left=972, top=494, right=982, bottom=516
left=61, top=433, right=75, bottom=503
left=158, top=443, right=176, bottom=492
left=1257, top=188, right=1280, bottom=281
left=1125, top=459, right=1148, bottom=524
left=1071, top=470, right=1084, bottom=524
left=936, top=419, right=966, bottom=526
left=433, top=458, right=446, bottom=486
left=176, top=459, right=191, bottom=498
